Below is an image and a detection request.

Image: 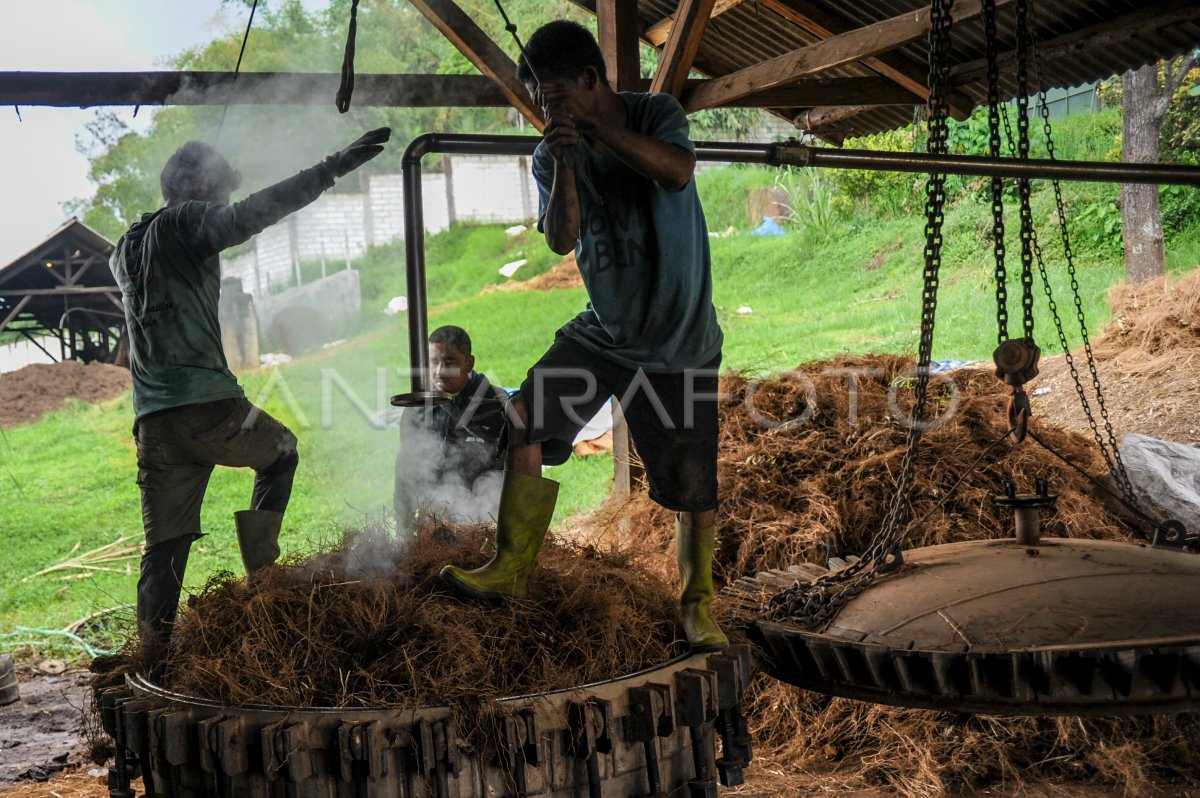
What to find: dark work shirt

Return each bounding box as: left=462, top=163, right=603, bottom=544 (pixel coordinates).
left=109, top=164, right=336, bottom=419
left=400, top=371, right=508, bottom=485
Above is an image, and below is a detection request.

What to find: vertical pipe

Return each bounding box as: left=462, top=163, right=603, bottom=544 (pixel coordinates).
left=402, top=135, right=434, bottom=395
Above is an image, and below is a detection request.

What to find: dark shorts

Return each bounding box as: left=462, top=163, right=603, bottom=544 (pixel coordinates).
left=516, top=336, right=721, bottom=513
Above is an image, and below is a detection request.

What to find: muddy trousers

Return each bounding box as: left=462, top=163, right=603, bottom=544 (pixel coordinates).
left=133, top=398, right=298, bottom=647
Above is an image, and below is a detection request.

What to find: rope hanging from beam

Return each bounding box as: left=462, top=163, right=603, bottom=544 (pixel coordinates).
left=336, top=0, right=361, bottom=112
left=215, top=0, right=260, bottom=144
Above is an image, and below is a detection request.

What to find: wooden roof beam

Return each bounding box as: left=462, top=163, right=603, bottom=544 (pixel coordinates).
left=762, top=0, right=973, bottom=120
left=0, top=287, right=122, bottom=297
left=684, top=0, right=1009, bottom=113
left=0, top=71, right=511, bottom=108
left=644, top=0, right=748, bottom=47
left=651, top=0, right=719, bottom=97
left=0, top=296, right=33, bottom=336
left=796, top=104, right=885, bottom=132
left=679, top=76, right=918, bottom=107
left=597, top=0, right=642, bottom=92
left=408, top=0, right=544, bottom=129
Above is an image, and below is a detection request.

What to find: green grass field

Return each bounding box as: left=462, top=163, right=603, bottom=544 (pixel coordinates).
left=3, top=110, right=1199, bottom=645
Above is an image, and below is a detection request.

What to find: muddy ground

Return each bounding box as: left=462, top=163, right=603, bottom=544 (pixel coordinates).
left=0, top=668, right=94, bottom=785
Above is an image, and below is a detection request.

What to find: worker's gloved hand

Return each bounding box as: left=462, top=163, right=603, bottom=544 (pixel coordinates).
left=324, top=127, right=392, bottom=177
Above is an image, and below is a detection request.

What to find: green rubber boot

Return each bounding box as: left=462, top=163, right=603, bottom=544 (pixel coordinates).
left=440, top=472, right=559, bottom=601
left=234, top=509, right=283, bottom=573
left=677, top=521, right=729, bottom=651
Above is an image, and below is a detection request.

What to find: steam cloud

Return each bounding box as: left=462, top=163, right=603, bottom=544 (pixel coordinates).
left=395, top=416, right=504, bottom=530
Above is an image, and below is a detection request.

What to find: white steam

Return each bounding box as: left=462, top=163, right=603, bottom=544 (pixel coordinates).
left=395, top=416, right=504, bottom=530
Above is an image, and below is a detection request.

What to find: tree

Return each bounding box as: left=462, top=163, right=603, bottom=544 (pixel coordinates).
left=68, top=0, right=585, bottom=240
left=1119, top=54, right=1196, bottom=284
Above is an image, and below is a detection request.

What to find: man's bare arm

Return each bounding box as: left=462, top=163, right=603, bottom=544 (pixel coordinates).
left=542, top=115, right=583, bottom=255
left=589, top=123, right=695, bottom=190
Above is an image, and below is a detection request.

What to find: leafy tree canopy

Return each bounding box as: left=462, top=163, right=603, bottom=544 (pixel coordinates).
left=70, top=0, right=778, bottom=241
left=71, top=0, right=583, bottom=239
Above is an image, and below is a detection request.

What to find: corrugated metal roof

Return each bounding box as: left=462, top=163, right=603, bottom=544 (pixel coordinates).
left=601, top=0, right=1200, bottom=138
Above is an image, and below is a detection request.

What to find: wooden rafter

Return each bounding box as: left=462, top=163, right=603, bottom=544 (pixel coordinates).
left=796, top=104, right=882, bottom=131
left=644, top=0, right=748, bottom=47
left=0, top=71, right=511, bottom=108
left=408, top=0, right=544, bottom=129
left=761, top=0, right=973, bottom=120
left=684, top=0, right=1008, bottom=112
left=597, top=0, right=642, bottom=92
left=0, top=287, right=118, bottom=296
left=0, top=296, right=33, bottom=335
left=651, top=0, right=718, bottom=97
left=679, top=76, right=918, bottom=107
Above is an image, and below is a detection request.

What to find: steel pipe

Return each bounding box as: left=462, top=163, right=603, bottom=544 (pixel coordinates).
left=776, top=144, right=1200, bottom=186
left=395, top=133, right=1200, bottom=398
left=395, top=134, right=772, bottom=399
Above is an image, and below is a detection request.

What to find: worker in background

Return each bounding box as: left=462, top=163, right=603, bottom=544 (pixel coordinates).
left=394, top=325, right=509, bottom=528
left=440, top=21, right=727, bottom=651
left=110, top=128, right=390, bottom=667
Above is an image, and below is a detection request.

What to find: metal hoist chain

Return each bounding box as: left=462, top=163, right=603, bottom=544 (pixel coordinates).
left=984, top=0, right=1008, bottom=345
left=1023, top=3, right=1143, bottom=510
left=765, top=0, right=955, bottom=629
left=1014, top=0, right=1036, bottom=343
left=490, top=0, right=604, bottom=207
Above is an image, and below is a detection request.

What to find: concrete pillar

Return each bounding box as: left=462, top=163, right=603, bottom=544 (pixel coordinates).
left=219, top=278, right=260, bottom=372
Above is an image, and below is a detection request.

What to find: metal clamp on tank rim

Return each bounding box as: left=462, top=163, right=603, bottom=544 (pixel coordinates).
left=390, top=390, right=452, bottom=407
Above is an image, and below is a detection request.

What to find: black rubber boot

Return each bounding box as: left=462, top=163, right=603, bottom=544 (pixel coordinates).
left=234, top=509, right=283, bottom=573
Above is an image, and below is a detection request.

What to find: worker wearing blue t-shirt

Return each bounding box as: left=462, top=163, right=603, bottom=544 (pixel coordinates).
left=441, top=21, right=726, bottom=651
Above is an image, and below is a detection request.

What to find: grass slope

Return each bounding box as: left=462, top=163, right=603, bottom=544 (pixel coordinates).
left=3, top=109, right=1199, bottom=636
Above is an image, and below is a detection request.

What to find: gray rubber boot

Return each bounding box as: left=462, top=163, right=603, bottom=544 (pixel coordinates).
left=234, top=509, right=283, bottom=573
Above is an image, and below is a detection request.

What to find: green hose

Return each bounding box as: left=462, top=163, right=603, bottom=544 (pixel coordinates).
left=1, top=627, right=113, bottom=659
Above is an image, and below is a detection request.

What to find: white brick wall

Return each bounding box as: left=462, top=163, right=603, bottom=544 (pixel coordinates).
left=221, top=156, right=538, bottom=298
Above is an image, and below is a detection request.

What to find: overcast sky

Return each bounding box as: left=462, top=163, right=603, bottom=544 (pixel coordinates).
left=0, top=2, right=322, bottom=264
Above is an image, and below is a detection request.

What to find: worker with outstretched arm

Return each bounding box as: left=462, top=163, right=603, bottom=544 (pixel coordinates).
left=109, top=128, right=390, bottom=667
left=439, top=21, right=727, bottom=650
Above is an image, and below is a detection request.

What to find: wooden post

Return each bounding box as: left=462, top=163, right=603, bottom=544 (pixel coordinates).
left=443, top=155, right=457, bottom=226
left=288, top=216, right=302, bottom=287
left=596, top=0, right=642, bottom=93
left=517, top=155, right=534, bottom=221
left=611, top=399, right=645, bottom=496
left=612, top=399, right=631, bottom=496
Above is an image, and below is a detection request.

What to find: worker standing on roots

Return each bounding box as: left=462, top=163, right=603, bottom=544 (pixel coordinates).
left=109, top=128, right=390, bottom=666
left=395, top=325, right=509, bottom=528
left=440, top=21, right=727, bottom=651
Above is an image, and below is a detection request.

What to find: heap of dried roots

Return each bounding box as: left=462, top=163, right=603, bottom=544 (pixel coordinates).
left=596, top=353, right=1129, bottom=584
left=591, top=353, right=1200, bottom=796
left=1034, top=268, right=1200, bottom=445
left=154, top=522, right=683, bottom=748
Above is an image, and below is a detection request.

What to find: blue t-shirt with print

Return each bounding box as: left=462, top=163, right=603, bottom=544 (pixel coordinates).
left=532, top=92, right=723, bottom=373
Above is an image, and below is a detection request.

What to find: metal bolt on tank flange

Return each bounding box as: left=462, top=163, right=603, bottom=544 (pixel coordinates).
left=994, top=478, right=1057, bottom=545
left=104, top=646, right=756, bottom=798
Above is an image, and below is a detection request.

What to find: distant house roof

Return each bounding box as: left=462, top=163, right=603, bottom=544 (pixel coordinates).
left=0, top=218, right=122, bottom=338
